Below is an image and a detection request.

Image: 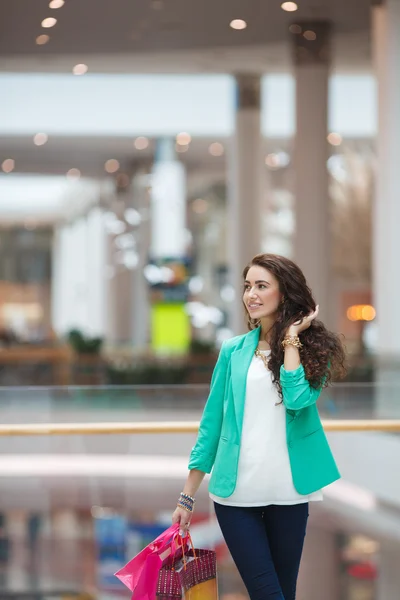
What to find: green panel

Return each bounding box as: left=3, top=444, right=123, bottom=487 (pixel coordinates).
left=151, top=303, right=191, bottom=353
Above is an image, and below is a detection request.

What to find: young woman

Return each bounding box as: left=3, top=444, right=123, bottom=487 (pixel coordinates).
left=172, top=253, right=346, bottom=600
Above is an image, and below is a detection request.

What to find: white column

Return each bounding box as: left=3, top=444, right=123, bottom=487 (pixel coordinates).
left=151, top=138, right=187, bottom=261
left=103, top=177, right=151, bottom=348
left=228, top=74, right=263, bottom=335
left=131, top=171, right=151, bottom=348
left=69, top=218, right=88, bottom=331
left=291, top=22, right=332, bottom=325
left=104, top=231, right=134, bottom=344
left=372, top=1, right=400, bottom=365
left=297, top=526, right=340, bottom=600
left=52, top=220, right=88, bottom=336
left=86, top=208, right=107, bottom=337
left=51, top=227, right=62, bottom=335
left=377, top=541, right=400, bottom=600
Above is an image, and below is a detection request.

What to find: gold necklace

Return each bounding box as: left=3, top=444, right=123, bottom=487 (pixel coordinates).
left=254, top=348, right=270, bottom=370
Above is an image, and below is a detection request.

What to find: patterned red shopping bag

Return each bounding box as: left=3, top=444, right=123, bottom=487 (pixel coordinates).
left=175, top=547, right=218, bottom=600
left=155, top=562, right=182, bottom=600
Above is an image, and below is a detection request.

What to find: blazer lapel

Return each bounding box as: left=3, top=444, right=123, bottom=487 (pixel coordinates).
left=230, top=327, right=260, bottom=434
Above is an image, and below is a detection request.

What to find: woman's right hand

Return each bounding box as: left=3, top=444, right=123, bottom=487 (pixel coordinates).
left=172, top=505, right=193, bottom=537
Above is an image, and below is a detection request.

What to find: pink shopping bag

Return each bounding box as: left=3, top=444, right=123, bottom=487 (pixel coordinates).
left=115, top=523, right=185, bottom=600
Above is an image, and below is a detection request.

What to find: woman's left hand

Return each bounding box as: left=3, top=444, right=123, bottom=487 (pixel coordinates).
left=286, top=305, right=319, bottom=336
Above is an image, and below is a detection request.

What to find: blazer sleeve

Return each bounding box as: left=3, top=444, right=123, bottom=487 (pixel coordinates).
left=280, top=363, right=323, bottom=410
left=188, top=341, right=228, bottom=473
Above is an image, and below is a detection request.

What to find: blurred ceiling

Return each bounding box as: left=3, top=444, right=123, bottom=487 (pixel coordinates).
left=0, top=1, right=374, bottom=223
left=0, top=0, right=373, bottom=72
left=0, top=135, right=229, bottom=178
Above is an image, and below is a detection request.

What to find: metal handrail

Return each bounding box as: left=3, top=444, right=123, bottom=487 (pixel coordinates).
left=0, top=420, right=399, bottom=436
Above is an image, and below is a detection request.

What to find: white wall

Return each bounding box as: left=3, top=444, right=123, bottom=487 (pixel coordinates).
left=0, top=73, right=377, bottom=137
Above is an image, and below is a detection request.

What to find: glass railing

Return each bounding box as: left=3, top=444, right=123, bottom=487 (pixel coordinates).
left=0, top=384, right=397, bottom=600
left=0, top=382, right=395, bottom=423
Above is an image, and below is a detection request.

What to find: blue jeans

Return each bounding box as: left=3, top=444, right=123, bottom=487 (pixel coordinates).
left=214, top=502, right=309, bottom=600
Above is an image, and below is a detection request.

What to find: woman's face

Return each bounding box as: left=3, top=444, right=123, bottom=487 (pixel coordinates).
left=243, top=265, right=282, bottom=321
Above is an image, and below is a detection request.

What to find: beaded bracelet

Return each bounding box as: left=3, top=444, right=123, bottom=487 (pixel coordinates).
left=180, top=492, right=195, bottom=504
left=177, top=492, right=195, bottom=513
left=177, top=501, right=193, bottom=513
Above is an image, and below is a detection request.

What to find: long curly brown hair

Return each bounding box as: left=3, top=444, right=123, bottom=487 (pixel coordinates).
left=243, top=253, right=346, bottom=397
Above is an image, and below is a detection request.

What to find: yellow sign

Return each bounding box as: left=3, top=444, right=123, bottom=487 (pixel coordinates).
left=151, top=303, right=191, bottom=354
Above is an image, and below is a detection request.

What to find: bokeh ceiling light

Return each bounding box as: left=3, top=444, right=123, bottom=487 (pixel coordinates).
left=49, top=0, right=65, bottom=7
left=327, top=132, right=343, bottom=146
left=208, top=142, right=224, bottom=157
left=265, top=151, right=290, bottom=169
left=104, top=159, right=120, bottom=173
left=289, top=24, right=302, bottom=34
left=303, top=30, right=317, bottom=40
left=230, top=19, right=247, bottom=30
left=125, top=208, right=142, bottom=226
left=134, top=136, right=149, bottom=150
left=36, top=34, right=50, bottom=45
left=176, top=132, right=191, bottom=145
left=66, top=168, right=81, bottom=180
left=41, top=17, right=57, bottom=28
left=1, top=159, right=15, bottom=173
left=115, top=233, right=136, bottom=250
left=347, top=305, right=376, bottom=322
left=73, top=63, right=88, bottom=75
left=188, top=276, right=204, bottom=295
left=123, top=251, right=139, bottom=270
left=281, top=2, right=298, bottom=11
left=33, top=133, right=48, bottom=146
left=192, top=198, right=209, bottom=214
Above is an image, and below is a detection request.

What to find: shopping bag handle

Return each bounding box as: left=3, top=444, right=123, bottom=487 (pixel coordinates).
left=175, top=531, right=197, bottom=571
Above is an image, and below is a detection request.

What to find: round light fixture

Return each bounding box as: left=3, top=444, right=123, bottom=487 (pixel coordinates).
left=230, top=19, right=247, bottom=30
left=176, top=132, right=191, bottom=145
left=33, top=133, right=48, bottom=146
left=134, top=136, right=149, bottom=150
left=265, top=151, right=290, bottom=169
left=289, top=24, right=302, bottom=34
left=281, top=2, right=298, bottom=12
left=72, top=63, right=88, bottom=75
left=49, top=0, right=65, bottom=7
left=192, top=198, right=209, bottom=214
left=208, top=142, right=224, bottom=157
left=1, top=159, right=15, bottom=173
left=41, top=17, right=57, bottom=28
left=66, top=168, right=81, bottom=180
left=36, top=34, right=50, bottom=45
left=347, top=305, right=376, bottom=322
left=125, top=208, right=142, bottom=226
left=327, top=132, right=343, bottom=146
left=104, top=159, right=120, bottom=173
left=265, top=154, right=281, bottom=169
left=303, top=30, right=317, bottom=40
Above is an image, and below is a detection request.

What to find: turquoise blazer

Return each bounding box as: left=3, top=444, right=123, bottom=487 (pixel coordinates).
left=188, top=327, right=340, bottom=497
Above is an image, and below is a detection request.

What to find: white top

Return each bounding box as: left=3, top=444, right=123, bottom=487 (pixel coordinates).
left=210, top=351, right=323, bottom=507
